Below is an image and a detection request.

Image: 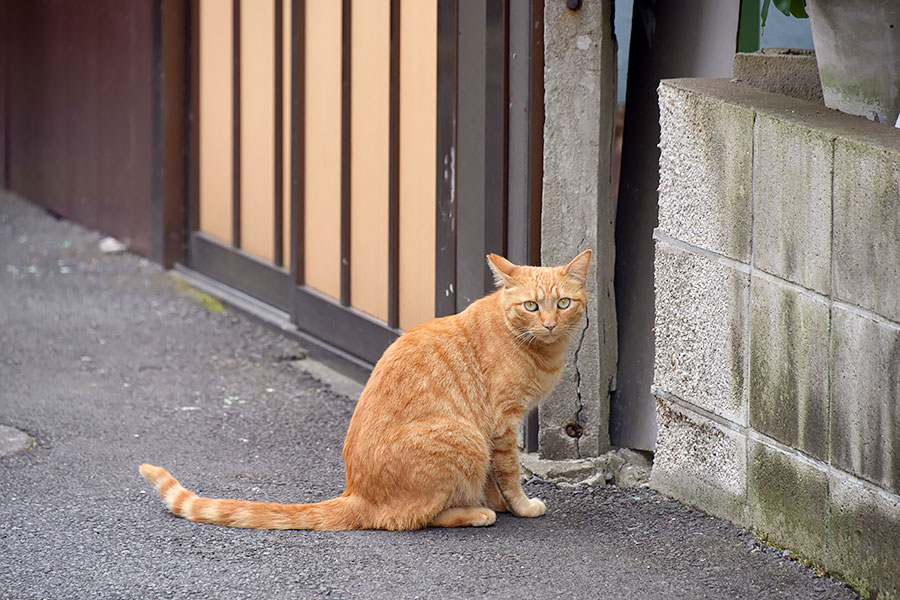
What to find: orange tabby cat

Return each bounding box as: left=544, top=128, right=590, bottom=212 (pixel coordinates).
left=140, top=250, right=591, bottom=530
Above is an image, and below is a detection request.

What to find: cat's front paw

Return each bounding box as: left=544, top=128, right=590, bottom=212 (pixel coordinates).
left=519, top=497, right=546, bottom=518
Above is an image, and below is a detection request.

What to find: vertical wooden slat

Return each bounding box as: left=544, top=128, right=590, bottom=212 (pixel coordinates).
left=0, top=0, right=8, bottom=189
left=188, top=0, right=200, bottom=241
left=453, top=0, right=509, bottom=309
left=454, top=0, right=486, bottom=310
left=340, top=0, right=351, bottom=306
left=273, top=0, right=284, bottom=267
left=282, top=0, right=292, bottom=269
left=198, top=0, right=233, bottom=244
left=350, top=0, right=391, bottom=323
left=398, top=0, right=437, bottom=330
left=483, top=0, right=508, bottom=289
left=290, top=0, right=305, bottom=285
left=303, top=0, right=342, bottom=300
left=388, top=0, right=401, bottom=328
left=526, top=0, right=544, bottom=453
left=151, top=0, right=188, bottom=269
left=508, top=0, right=530, bottom=267
left=232, top=0, right=241, bottom=248
left=508, top=0, right=543, bottom=452
left=239, top=0, right=275, bottom=262
left=527, top=0, right=543, bottom=268
left=434, top=0, right=457, bottom=319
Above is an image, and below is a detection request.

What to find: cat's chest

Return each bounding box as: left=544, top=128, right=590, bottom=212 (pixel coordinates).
left=493, top=351, right=565, bottom=403
left=530, top=362, right=565, bottom=400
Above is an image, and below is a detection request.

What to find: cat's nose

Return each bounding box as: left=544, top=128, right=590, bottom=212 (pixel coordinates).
left=544, top=323, right=556, bottom=332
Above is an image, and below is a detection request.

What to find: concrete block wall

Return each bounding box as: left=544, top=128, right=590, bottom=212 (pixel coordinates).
left=652, top=77, right=900, bottom=599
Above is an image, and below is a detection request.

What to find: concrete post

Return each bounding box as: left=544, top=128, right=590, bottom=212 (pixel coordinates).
left=540, top=0, right=617, bottom=459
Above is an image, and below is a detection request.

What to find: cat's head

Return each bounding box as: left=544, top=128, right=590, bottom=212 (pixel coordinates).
left=487, top=250, right=591, bottom=345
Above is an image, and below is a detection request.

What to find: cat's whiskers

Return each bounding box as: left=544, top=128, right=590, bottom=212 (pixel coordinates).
left=511, top=326, right=531, bottom=339
left=510, top=327, right=537, bottom=350
left=512, top=331, right=533, bottom=348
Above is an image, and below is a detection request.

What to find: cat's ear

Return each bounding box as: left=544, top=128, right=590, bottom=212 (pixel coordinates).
left=487, top=254, right=519, bottom=288
left=563, top=249, right=592, bottom=285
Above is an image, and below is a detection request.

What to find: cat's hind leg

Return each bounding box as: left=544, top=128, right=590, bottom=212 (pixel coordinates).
left=426, top=469, right=498, bottom=527
left=429, top=507, right=496, bottom=528
left=483, top=476, right=509, bottom=512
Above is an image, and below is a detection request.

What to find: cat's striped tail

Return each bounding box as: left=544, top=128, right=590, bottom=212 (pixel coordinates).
left=139, top=464, right=359, bottom=530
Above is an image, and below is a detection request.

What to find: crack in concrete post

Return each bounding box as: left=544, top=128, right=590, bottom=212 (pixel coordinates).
left=572, top=311, right=589, bottom=458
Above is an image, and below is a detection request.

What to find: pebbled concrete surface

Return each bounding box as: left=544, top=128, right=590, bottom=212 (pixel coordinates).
left=0, top=194, right=858, bottom=599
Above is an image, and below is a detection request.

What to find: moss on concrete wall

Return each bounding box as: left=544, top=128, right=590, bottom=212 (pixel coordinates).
left=654, top=77, right=900, bottom=599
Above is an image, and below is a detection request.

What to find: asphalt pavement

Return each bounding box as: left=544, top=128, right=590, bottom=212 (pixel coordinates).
left=0, top=193, right=858, bottom=599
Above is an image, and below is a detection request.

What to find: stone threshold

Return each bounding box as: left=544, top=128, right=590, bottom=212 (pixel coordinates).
left=521, top=448, right=653, bottom=488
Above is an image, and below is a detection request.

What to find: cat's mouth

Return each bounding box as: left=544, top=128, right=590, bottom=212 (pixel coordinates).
left=532, top=327, right=566, bottom=343
left=510, top=325, right=567, bottom=346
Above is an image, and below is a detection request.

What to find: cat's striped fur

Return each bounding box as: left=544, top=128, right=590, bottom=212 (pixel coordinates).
left=140, top=250, right=591, bottom=530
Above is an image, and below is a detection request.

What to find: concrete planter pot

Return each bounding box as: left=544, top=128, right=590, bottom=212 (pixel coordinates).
left=807, top=0, right=900, bottom=125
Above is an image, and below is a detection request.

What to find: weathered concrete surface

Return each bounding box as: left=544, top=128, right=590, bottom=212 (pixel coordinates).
left=749, top=276, right=829, bottom=461
left=540, top=0, right=616, bottom=459
left=655, top=77, right=900, bottom=599
left=654, top=238, right=748, bottom=424
left=650, top=394, right=747, bottom=525
left=833, top=135, right=900, bottom=324
left=748, top=441, right=829, bottom=563
left=658, top=82, right=754, bottom=262
left=732, top=49, right=823, bottom=103
left=0, top=194, right=861, bottom=599
left=828, top=473, right=900, bottom=599
left=831, top=307, right=900, bottom=495
left=752, top=114, right=833, bottom=294
left=520, top=448, right=652, bottom=488
left=662, top=78, right=894, bottom=141
left=806, top=0, right=900, bottom=125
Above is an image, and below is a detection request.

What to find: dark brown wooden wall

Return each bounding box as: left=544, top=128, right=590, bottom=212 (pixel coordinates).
left=0, top=0, right=8, bottom=191
left=1, top=0, right=155, bottom=257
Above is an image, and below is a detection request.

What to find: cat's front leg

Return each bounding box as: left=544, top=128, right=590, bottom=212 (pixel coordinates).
left=490, top=424, right=546, bottom=518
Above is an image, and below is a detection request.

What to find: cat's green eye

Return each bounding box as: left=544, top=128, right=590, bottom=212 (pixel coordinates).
left=523, top=300, right=539, bottom=312
left=557, top=297, right=571, bottom=309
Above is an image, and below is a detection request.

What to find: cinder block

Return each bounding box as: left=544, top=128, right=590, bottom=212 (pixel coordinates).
left=833, top=135, right=900, bottom=323
left=752, top=114, right=833, bottom=294
left=658, top=82, right=754, bottom=262
left=831, top=307, right=900, bottom=494
left=654, top=239, right=749, bottom=424
left=749, top=276, right=829, bottom=460
left=747, top=441, right=828, bottom=563
left=732, top=49, right=823, bottom=103
left=828, top=473, right=900, bottom=599
left=650, top=395, right=746, bottom=525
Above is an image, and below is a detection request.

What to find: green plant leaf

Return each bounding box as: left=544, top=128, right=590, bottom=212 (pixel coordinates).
left=773, top=0, right=793, bottom=17
left=789, top=0, right=808, bottom=18
left=761, top=0, right=806, bottom=29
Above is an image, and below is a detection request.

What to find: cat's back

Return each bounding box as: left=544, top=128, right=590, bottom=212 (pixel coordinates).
left=369, top=308, right=481, bottom=393
left=348, top=296, right=500, bottom=421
